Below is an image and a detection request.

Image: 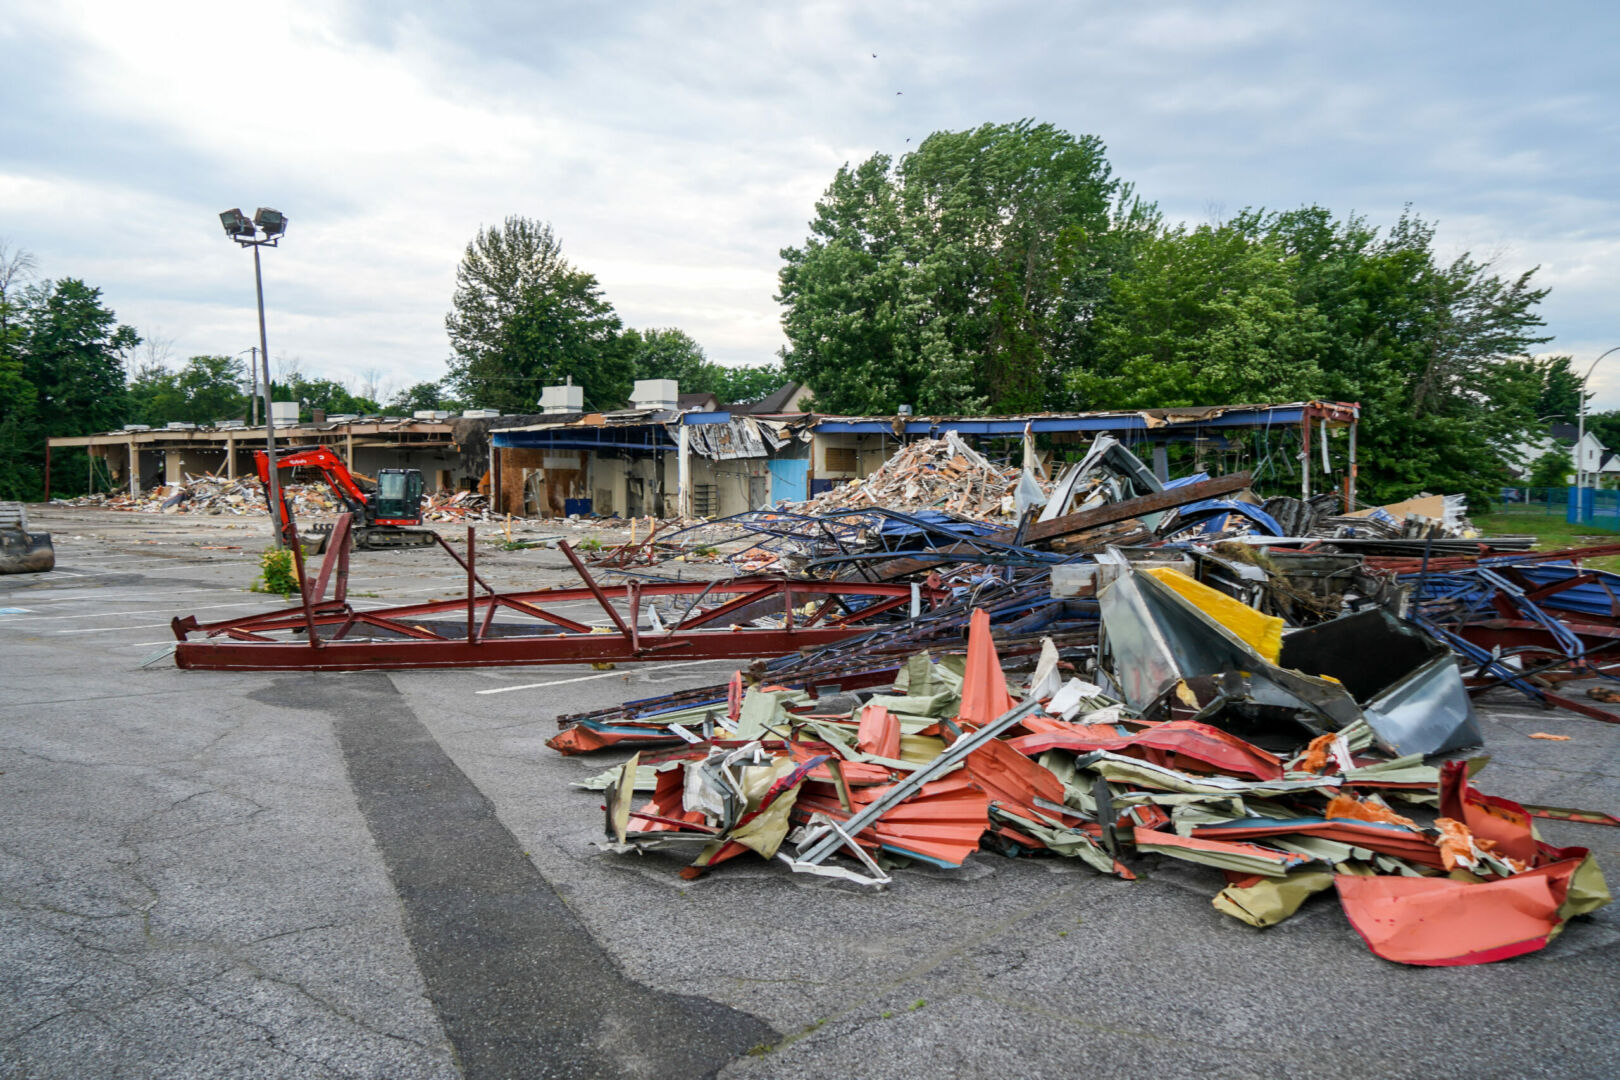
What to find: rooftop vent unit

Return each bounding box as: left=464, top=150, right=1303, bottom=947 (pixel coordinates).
left=325, top=413, right=358, bottom=423
left=539, top=384, right=585, bottom=414
left=271, top=401, right=300, bottom=427
left=897, top=404, right=913, bottom=416
left=216, top=420, right=246, bottom=430
left=165, top=421, right=197, bottom=430
left=461, top=408, right=501, bottom=419
left=121, top=424, right=151, bottom=432
left=412, top=409, right=452, bottom=421
left=630, top=379, right=678, bottom=412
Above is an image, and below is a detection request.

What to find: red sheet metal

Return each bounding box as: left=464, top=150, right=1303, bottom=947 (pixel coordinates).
left=856, top=704, right=900, bottom=760
left=1007, top=720, right=1283, bottom=781
left=1334, top=858, right=1587, bottom=966
left=958, top=607, right=1013, bottom=727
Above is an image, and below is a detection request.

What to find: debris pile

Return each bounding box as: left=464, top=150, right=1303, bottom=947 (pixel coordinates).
left=794, top=434, right=1041, bottom=519
left=573, top=568, right=1611, bottom=966
left=161, top=429, right=1617, bottom=966
left=422, top=489, right=493, bottom=522
left=538, top=435, right=1615, bottom=966
left=56, top=476, right=340, bottom=518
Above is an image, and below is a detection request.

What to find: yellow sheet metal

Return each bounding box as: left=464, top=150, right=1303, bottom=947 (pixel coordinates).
left=1144, top=567, right=1283, bottom=663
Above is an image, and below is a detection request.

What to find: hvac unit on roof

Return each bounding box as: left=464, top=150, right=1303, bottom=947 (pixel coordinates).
left=630, top=379, right=678, bottom=412
left=539, top=383, right=585, bottom=414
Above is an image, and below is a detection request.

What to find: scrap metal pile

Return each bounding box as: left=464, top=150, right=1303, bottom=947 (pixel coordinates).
left=537, top=436, right=1618, bottom=967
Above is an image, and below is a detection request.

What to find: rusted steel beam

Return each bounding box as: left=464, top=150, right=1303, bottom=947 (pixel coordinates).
left=173, top=625, right=888, bottom=671
left=172, top=540, right=949, bottom=671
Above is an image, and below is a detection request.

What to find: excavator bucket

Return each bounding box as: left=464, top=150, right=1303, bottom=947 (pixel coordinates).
left=0, top=502, right=55, bottom=575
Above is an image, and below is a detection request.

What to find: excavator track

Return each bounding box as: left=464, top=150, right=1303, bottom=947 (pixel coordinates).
left=354, top=527, right=436, bottom=551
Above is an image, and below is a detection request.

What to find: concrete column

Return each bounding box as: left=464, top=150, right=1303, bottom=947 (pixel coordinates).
left=346, top=431, right=355, bottom=471
left=128, top=439, right=139, bottom=497
left=226, top=435, right=236, bottom=480
left=1151, top=444, right=1169, bottom=483
left=677, top=424, right=692, bottom=519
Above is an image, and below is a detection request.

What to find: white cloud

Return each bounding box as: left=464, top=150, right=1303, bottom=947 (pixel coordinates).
left=2, top=0, right=1617, bottom=410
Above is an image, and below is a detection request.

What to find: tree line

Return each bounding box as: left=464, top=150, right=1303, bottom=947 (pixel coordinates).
left=774, top=120, right=1583, bottom=508
left=0, top=117, right=1599, bottom=507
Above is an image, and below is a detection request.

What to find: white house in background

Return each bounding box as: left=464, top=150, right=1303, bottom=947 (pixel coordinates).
left=1574, top=431, right=1609, bottom=478
left=1506, top=432, right=1560, bottom=477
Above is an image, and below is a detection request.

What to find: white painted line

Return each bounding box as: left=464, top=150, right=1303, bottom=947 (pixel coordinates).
left=474, top=657, right=733, bottom=695
left=7, top=600, right=266, bottom=621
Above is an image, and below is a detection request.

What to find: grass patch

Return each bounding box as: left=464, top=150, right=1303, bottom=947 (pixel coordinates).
left=1475, top=511, right=1620, bottom=572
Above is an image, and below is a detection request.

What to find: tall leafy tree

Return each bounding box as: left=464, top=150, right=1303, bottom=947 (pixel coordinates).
left=0, top=242, right=39, bottom=498
left=0, top=277, right=139, bottom=499
left=1076, top=206, right=1551, bottom=508
left=625, top=327, right=712, bottom=388
left=778, top=121, right=1156, bottom=415
left=1532, top=355, right=1584, bottom=424
left=445, top=216, right=633, bottom=411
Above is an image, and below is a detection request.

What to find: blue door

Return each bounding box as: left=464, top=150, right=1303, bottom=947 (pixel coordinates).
left=768, top=458, right=808, bottom=504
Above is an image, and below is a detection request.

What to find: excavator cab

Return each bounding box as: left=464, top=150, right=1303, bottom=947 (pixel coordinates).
left=372, top=469, right=425, bottom=526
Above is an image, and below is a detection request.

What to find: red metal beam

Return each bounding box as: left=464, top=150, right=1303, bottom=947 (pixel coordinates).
left=174, top=624, right=892, bottom=671
left=172, top=527, right=948, bottom=672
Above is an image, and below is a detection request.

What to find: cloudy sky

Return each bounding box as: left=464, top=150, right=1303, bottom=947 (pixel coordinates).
left=3, top=1, right=1617, bottom=406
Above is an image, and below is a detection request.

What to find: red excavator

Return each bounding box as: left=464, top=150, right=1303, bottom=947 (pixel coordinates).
left=254, top=446, right=432, bottom=551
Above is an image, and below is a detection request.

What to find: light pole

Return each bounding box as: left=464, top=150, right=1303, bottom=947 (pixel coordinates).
left=220, top=207, right=288, bottom=547
left=1576, top=346, right=1620, bottom=489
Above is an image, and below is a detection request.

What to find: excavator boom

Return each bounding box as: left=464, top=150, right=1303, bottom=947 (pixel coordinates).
left=252, top=447, right=430, bottom=551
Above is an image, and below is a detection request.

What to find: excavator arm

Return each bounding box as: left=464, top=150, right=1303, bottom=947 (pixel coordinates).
left=253, top=446, right=372, bottom=543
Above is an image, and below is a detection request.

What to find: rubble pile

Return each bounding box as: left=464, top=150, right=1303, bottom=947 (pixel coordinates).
left=55, top=476, right=340, bottom=518
left=422, top=489, right=493, bottom=522
left=794, top=434, right=1041, bottom=519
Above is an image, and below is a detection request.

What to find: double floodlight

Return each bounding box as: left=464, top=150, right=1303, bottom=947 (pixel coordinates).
left=218, top=206, right=289, bottom=242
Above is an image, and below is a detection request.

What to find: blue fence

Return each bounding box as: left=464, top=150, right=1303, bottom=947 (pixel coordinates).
left=1499, top=487, right=1569, bottom=514
left=1564, top=486, right=1620, bottom=529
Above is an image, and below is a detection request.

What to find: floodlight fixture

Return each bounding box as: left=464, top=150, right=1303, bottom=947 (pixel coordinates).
left=253, top=207, right=287, bottom=239
left=219, top=208, right=256, bottom=239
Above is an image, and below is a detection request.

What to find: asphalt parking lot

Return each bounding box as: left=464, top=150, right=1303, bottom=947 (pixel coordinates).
left=3, top=507, right=1618, bottom=1079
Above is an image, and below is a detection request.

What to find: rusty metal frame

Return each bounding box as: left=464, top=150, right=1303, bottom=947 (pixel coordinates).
left=171, top=515, right=947, bottom=671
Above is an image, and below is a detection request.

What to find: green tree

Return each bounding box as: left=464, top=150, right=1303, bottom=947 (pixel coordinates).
left=389, top=380, right=460, bottom=414
left=1, top=277, right=140, bottom=500
left=125, top=361, right=183, bottom=426
left=1527, top=448, right=1573, bottom=489
left=445, top=216, right=633, bottom=411
left=713, top=363, right=786, bottom=405
left=1072, top=224, right=1327, bottom=408
left=0, top=242, right=39, bottom=498
left=275, top=373, right=380, bottom=421
left=1073, top=206, right=1551, bottom=509
left=625, top=327, right=713, bottom=388
left=778, top=121, right=1156, bottom=415
left=1532, top=355, right=1584, bottom=425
